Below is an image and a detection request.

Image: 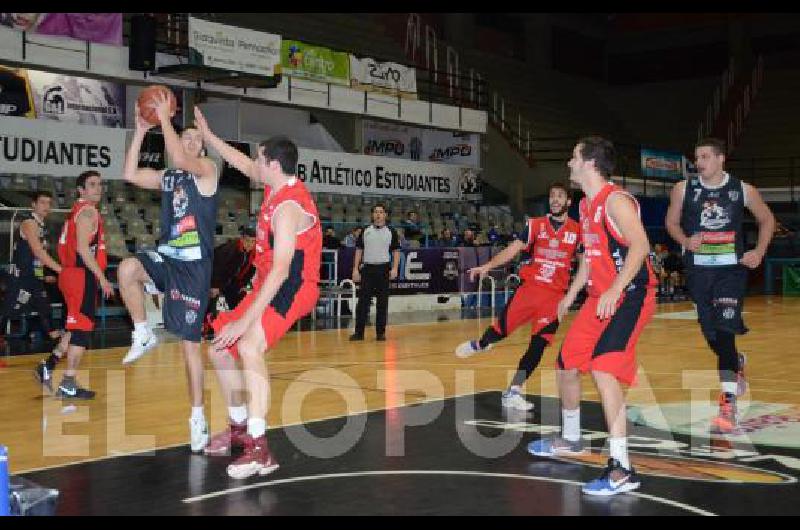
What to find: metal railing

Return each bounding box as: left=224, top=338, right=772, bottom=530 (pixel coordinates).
left=697, top=54, right=764, bottom=154
left=404, top=13, right=534, bottom=165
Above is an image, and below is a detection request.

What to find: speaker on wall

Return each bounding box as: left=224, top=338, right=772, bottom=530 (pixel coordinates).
left=129, top=15, right=157, bottom=72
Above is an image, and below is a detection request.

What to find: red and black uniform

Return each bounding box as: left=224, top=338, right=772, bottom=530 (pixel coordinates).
left=57, top=199, right=106, bottom=345
left=212, top=178, right=321, bottom=357
left=491, top=215, right=582, bottom=342
left=557, top=183, right=657, bottom=386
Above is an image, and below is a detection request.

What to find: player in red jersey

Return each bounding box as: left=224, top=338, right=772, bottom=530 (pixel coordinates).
left=528, top=137, right=657, bottom=496
left=193, top=108, right=322, bottom=479
left=454, top=182, right=582, bottom=411
left=54, top=170, right=114, bottom=399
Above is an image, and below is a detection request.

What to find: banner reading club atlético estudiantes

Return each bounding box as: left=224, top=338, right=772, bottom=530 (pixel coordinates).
left=296, top=147, right=478, bottom=200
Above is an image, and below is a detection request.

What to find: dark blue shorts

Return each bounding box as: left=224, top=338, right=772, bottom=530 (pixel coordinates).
left=135, top=250, right=211, bottom=343
left=686, top=265, right=749, bottom=342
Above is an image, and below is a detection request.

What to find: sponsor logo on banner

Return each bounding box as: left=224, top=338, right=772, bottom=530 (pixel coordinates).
left=430, top=143, right=473, bottom=162
left=27, top=69, right=125, bottom=127
left=0, top=65, right=35, bottom=118
left=641, top=148, right=684, bottom=182
left=364, top=139, right=406, bottom=157
left=459, top=167, right=482, bottom=201
left=349, top=55, right=417, bottom=98
left=281, top=39, right=350, bottom=86
left=362, top=119, right=480, bottom=168
left=188, top=16, right=281, bottom=77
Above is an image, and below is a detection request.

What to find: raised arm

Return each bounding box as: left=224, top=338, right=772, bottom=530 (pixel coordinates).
left=193, top=106, right=259, bottom=184
left=151, top=92, right=217, bottom=182
left=123, top=102, right=164, bottom=190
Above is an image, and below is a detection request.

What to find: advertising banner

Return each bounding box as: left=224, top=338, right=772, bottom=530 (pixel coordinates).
left=0, top=115, right=126, bottom=177
left=188, top=16, right=281, bottom=77
left=640, top=148, right=684, bottom=182
left=362, top=119, right=480, bottom=168
left=349, top=56, right=417, bottom=98
left=27, top=69, right=125, bottom=127
left=336, top=247, right=462, bottom=295
left=1, top=14, right=122, bottom=45
left=281, top=39, right=350, bottom=86
left=35, top=13, right=123, bottom=45
left=0, top=13, right=41, bottom=31
left=296, top=147, right=478, bottom=200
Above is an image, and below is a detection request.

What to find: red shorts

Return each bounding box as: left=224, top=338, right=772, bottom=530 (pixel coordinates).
left=58, top=267, right=97, bottom=332
left=211, top=281, right=319, bottom=359
left=493, top=282, right=563, bottom=342
left=557, top=288, right=656, bottom=386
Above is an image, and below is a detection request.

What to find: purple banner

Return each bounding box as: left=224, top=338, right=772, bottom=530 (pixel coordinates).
left=35, top=13, right=122, bottom=46
left=331, top=247, right=502, bottom=295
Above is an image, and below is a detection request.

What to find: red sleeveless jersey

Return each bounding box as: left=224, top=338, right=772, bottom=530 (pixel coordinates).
left=579, top=183, right=656, bottom=298
left=57, top=199, right=107, bottom=271
left=253, top=178, right=321, bottom=287
left=518, top=215, right=581, bottom=292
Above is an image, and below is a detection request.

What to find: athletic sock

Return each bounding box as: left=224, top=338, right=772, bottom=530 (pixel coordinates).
left=562, top=408, right=581, bottom=442
left=248, top=418, right=267, bottom=439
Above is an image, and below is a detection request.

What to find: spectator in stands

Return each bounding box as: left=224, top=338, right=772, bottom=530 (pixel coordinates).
left=402, top=210, right=424, bottom=243
left=203, top=226, right=257, bottom=337
left=662, top=247, right=685, bottom=300
left=652, top=243, right=668, bottom=296
left=775, top=221, right=793, bottom=239
left=343, top=226, right=362, bottom=248
left=323, top=226, right=342, bottom=250
left=487, top=225, right=502, bottom=246
left=438, top=228, right=459, bottom=247
left=461, top=228, right=477, bottom=247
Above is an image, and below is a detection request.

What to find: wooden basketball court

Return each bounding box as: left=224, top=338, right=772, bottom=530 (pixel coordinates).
left=2, top=296, right=800, bottom=515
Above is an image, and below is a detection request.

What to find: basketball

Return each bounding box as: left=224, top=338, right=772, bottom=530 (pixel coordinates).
left=136, top=84, right=176, bottom=126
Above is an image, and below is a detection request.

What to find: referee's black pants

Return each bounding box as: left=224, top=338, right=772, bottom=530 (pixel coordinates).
left=355, top=263, right=390, bottom=336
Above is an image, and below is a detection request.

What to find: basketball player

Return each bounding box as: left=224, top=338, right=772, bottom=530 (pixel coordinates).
left=0, top=191, right=70, bottom=391
left=528, top=137, right=657, bottom=496
left=54, top=171, right=114, bottom=399
left=666, top=137, right=775, bottom=433
left=454, top=182, right=581, bottom=411
left=194, top=107, right=321, bottom=479
left=119, top=93, right=219, bottom=452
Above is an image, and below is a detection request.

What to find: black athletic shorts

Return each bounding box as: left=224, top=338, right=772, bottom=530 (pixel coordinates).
left=135, top=250, right=211, bottom=343
left=686, top=265, right=749, bottom=342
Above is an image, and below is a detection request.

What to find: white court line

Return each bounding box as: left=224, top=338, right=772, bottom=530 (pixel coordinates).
left=181, top=469, right=717, bottom=516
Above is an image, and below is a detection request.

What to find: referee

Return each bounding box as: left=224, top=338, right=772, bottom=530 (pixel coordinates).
left=350, top=203, right=401, bottom=342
